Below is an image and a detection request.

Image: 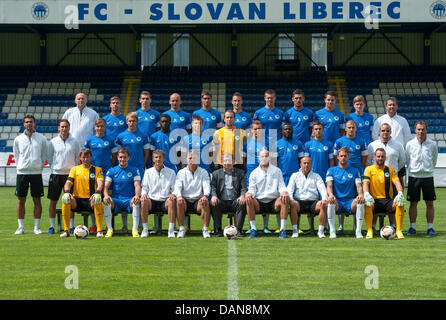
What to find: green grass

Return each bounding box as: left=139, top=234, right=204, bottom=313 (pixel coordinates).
left=1, top=186, right=446, bottom=300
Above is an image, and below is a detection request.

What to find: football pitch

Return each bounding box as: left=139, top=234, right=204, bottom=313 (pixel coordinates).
left=1, top=186, right=445, bottom=300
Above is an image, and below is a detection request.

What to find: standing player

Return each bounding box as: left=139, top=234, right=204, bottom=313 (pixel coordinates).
left=232, top=92, right=252, bottom=131
left=60, top=148, right=104, bottom=238
left=213, top=110, right=246, bottom=171
left=285, top=89, right=315, bottom=144
left=62, top=92, right=99, bottom=148
left=140, top=150, right=177, bottom=238
left=180, top=116, right=214, bottom=172
left=304, top=121, right=335, bottom=182
left=372, top=97, right=411, bottom=149
left=363, top=148, right=406, bottom=239
left=102, top=148, right=142, bottom=238
left=405, top=121, right=438, bottom=236
left=315, top=91, right=345, bottom=144
left=13, top=115, right=47, bottom=235
left=136, top=91, right=160, bottom=138
left=163, top=92, right=192, bottom=132
left=333, top=120, right=367, bottom=173
left=345, top=95, right=374, bottom=145
left=326, top=147, right=365, bottom=239
left=149, top=114, right=182, bottom=172
left=103, top=96, right=127, bottom=141
left=114, top=112, right=151, bottom=175
left=192, top=90, right=223, bottom=134
left=277, top=123, right=304, bottom=185
left=47, top=119, right=80, bottom=234
left=173, top=150, right=212, bottom=238
left=253, top=89, right=287, bottom=149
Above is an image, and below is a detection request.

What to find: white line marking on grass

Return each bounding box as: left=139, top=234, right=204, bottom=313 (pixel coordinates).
left=227, top=240, right=239, bottom=300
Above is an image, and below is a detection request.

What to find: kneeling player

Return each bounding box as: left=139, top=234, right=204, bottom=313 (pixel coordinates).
left=61, top=148, right=104, bottom=238
left=326, top=147, right=365, bottom=239
left=140, top=150, right=177, bottom=238
left=363, top=148, right=405, bottom=239
left=102, top=148, right=142, bottom=238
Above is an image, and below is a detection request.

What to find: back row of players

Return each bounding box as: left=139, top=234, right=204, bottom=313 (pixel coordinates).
left=13, top=89, right=438, bottom=238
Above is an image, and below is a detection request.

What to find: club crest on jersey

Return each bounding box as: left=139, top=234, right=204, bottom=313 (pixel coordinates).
left=355, top=145, right=360, bottom=150
left=323, top=146, right=328, bottom=151
left=385, top=172, right=390, bottom=177
left=303, top=115, right=309, bottom=120
left=235, top=136, right=240, bottom=141
left=127, top=172, right=133, bottom=177
left=275, top=115, right=280, bottom=119
left=334, top=116, right=339, bottom=121
left=150, top=115, right=155, bottom=120
left=293, top=145, right=298, bottom=150
left=136, top=137, right=142, bottom=142
left=104, top=141, right=109, bottom=146
left=89, top=173, right=95, bottom=179
left=180, top=117, right=185, bottom=121
left=348, top=173, right=353, bottom=179
left=365, top=121, right=370, bottom=126
left=211, top=116, right=216, bottom=120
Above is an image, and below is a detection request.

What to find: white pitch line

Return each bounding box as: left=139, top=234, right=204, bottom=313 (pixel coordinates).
left=227, top=240, right=239, bottom=300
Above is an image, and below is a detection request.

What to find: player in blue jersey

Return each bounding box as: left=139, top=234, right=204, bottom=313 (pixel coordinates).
left=232, top=92, right=252, bottom=131
left=84, top=118, right=117, bottom=176
left=192, top=90, right=223, bottom=134
left=315, top=91, right=345, bottom=144
left=114, top=112, right=151, bottom=176
left=180, top=116, right=214, bottom=172
left=135, top=91, right=160, bottom=138
left=277, top=124, right=305, bottom=185
left=163, top=92, right=192, bottom=133
left=285, top=89, right=315, bottom=144
left=333, top=120, right=368, bottom=173
left=253, top=89, right=287, bottom=149
left=345, top=95, right=374, bottom=145
left=149, top=114, right=182, bottom=173
left=326, top=147, right=365, bottom=239
left=102, top=96, right=127, bottom=141
left=304, top=120, right=335, bottom=182
left=102, top=148, right=142, bottom=238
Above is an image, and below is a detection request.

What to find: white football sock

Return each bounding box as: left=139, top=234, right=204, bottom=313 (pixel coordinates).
left=50, top=218, right=55, bottom=229
left=327, top=204, right=336, bottom=233
left=338, top=215, right=343, bottom=230
left=103, top=204, right=113, bottom=231
left=168, top=222, right=175, bottom=232
left=132, top=204, right=140, bottom=231
left=410, top=222, right=416, bottom=229
left=69, top=218, right=74, bottom=229
left=250, top=220, right=257, bottom=231
left=280, top=219, right=286, bottom=231
left=356, top=204, right=364, bottom=233
left=292, top=225, right=298, bottom=233
left=428, top=223, right=433, bottom=229
left=34, top=218, right=40, bottom=229
left=18, top=219, right=24, bottom=229
left=143, top=222, right=148, bottom=231
left=318, top=225, right=325, bottom=234
left=203, top=226, right=208, bottom=232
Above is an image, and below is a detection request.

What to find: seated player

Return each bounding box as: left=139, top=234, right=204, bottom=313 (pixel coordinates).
left=287, top=156, right=328, bottom=238
left=102, top=148, right=142, bottom=238
left=140, top=150, right=177, bottom=238
left=326, top=147, right=365, bottom=239
left=245, top=150, right=290, bottom=238
left=363, top=148, right=405, bottom=239
left=60, top=148, right=104, bottom=238
left=173, top=150, right=211, bottom=238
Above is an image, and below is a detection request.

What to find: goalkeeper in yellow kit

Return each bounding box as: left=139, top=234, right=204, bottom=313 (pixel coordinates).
left=363, top=148, right=405, bottom=239
left=60, top=148, right=104, bottom=238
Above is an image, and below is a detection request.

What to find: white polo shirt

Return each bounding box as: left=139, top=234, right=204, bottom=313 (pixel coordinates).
left=287, top=170, right=328, bottom=201
left=141, top=166, right=176, bottom=201
left=47, top=134, right=80, bottom=175
left=62, top=106, right=99, bottom=147
left=173, top=166, right=211, bottom=201
left=367, top=138, right=406, bottom=173
left=405, top=137, right=438, bottom=178
left=372, top=113, right=412, bottom=149
left=13, top=131, right=47, bottom=175
left=248, top=164, right=288, bottom=202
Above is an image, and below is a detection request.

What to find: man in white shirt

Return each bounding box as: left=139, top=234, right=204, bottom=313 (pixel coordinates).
left=287, top=156, right=328, bottom=238
left=62, top=92, right=99, bottom=148
left=174, top=150, right=211, bottom=238
left=405, top=121, right=438, bottom=236
left=372, top=97, right=411, bottom=149
left=140, top=150, right=177, bottom=238
left=245, top=150, right=290, bottom=238
left=46, top=119, right=80, bottom=234
left=13, top=115, right=47, bottom=235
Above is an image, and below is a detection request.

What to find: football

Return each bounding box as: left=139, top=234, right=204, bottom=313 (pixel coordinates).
left=380, top=226, right=395, bottom=240
left=74, top=225, right=89, bottom=239
left=223, top=225, right=238, bottom=239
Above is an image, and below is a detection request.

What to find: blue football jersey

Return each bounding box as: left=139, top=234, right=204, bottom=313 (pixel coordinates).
left=234, top=111, right=253, bottom=131
left=102, top=113, right=127, bottom=140
left=114, top=129, right=150, bottom=173
left=84, top=134, right=116, bottom=174
left=181, top=133, right=214, bottom=171
left=277, top=137, right=305, bottom=182
left=136, top=108, right=160, bottom=137
left=192, top=108, right=223, bottom=132
left=149, top=130, right=182, bottom=172
left=315, top=108, right=346, bottom=143
left=284, top=106, right=314, bottom=144
left=345, top=112, right=374, bottom=145
left=326, top=165, right=361, bottom=200
left=163, top=109, right=191, bottom=131
left=333, top=136, right=367, bottom=172
left=253, top=107, right=287, bottom=147
left=304, top=138, right=334, bottom=182
left=106, top=165, right=141, bottom=199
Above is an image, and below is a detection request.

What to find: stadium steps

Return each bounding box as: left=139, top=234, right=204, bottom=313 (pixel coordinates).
left=121, top=71, right=142, bottom=114
left=327, top=71, right=350, bottom=113
left=203, top=82, right=226, bottom=113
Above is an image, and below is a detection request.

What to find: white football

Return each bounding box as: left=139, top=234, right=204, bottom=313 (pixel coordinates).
left=380, top=226, right=395, bottom=240
left=74, top=225, right=89, bottom=239
left=224, top=225, right=238, bottom=239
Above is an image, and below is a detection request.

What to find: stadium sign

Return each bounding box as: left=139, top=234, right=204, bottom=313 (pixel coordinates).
left=0, top=1, right=444, bottom=24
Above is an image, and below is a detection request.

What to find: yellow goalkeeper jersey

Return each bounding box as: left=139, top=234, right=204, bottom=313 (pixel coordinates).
left=66, top=164, right=103, bottom=199
left=363, top=164, right=399, bottom=199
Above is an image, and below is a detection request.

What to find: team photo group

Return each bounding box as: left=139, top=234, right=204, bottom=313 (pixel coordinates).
left=12, top=88, right=438, bottom=240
